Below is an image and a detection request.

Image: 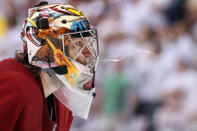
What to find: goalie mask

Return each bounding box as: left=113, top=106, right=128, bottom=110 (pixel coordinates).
left=21, top=2, right=99, bottom=119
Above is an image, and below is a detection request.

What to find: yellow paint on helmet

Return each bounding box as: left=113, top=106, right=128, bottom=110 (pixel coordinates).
left=29, top=18, right=37, bottom=28
left=67, top=8, right=84, bottom=16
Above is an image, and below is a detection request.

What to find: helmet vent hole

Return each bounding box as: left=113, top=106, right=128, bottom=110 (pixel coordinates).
left=61, top=7, right=66, bottom=9
left=61, top=20, right=67, bottom=24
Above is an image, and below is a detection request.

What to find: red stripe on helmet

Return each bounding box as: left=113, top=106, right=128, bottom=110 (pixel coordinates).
left=50, top=5, right=67, bottom=14
left=26, top=31, right=39, bottom=46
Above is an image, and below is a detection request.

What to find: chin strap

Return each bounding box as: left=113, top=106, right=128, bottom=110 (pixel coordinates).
left=44, top=53, right=68, bottom=75
left=42, top=65, right=68, bottom=76
left=51, top=66, right=68, bottom=75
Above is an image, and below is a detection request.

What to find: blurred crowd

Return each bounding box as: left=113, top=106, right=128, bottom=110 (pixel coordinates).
left=1, top=0, right=197, bottom=131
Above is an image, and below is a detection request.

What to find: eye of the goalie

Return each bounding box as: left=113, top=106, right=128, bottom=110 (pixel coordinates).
left=75, top=41, right=84, bottom=50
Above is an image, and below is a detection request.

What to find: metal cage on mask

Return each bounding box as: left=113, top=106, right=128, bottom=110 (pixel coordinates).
left=62, top=29, right=99, bottom=72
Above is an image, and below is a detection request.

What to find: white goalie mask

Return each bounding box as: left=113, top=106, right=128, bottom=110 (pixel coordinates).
left=21, top=2, right=99, bottom=119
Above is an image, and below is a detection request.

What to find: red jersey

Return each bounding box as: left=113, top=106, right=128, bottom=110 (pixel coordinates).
left=0, top=58, right=73, bottom=131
